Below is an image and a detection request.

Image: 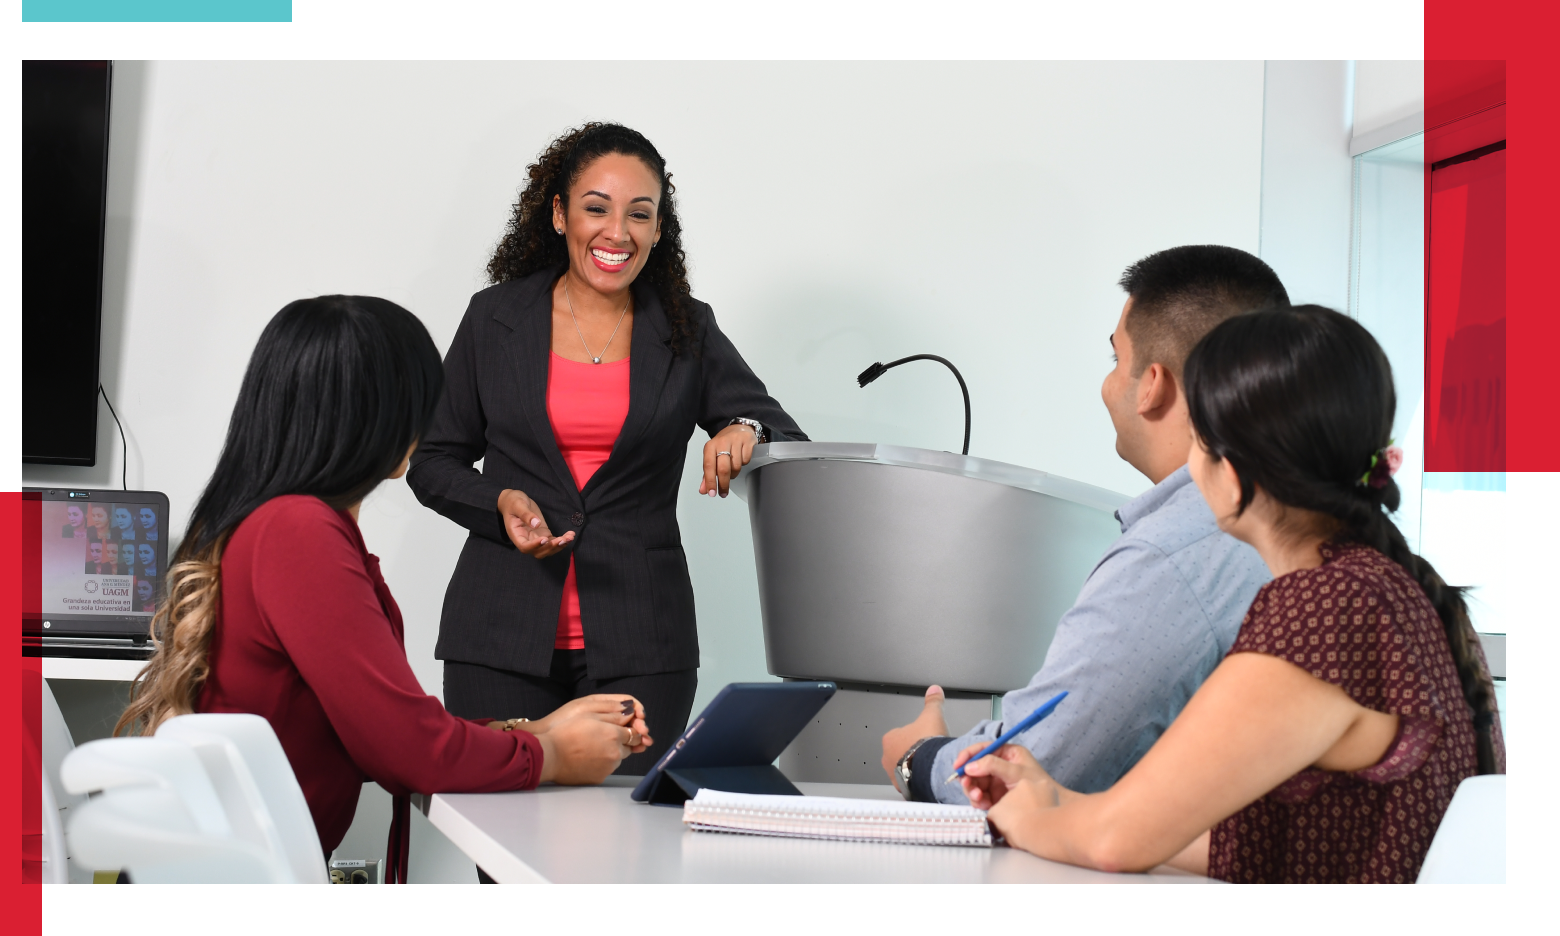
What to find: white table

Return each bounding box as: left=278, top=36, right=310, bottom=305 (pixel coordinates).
left=41, top=657, right=147, bottom=682
left=417, top=777, right=1213, bottom=884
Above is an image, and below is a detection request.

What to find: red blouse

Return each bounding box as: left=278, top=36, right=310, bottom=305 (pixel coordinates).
left=545, top=352, right=631, bottom=650
left=1208, top=542, right=1505, bottom=883
left=198, top=496, right=545, bottom=862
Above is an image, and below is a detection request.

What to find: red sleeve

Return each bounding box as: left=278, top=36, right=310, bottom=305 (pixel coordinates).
left=244, top=500, right=543, bottom=795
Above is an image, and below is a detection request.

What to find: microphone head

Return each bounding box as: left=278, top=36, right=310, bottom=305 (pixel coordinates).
left=856, top=362, right=886, bottom=387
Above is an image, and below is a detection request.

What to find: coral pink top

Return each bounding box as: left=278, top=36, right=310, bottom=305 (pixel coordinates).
left=546, top=352, right=631, bottom=649
left=1208, top=542, right=1504, bottom=883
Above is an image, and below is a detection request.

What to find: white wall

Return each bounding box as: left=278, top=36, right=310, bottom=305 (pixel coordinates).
left=1258, top=60, right=1354, bottom=311
left=23, top=60, right=1268, bottom=877
left=1354, top=60, right=1425, bottom=139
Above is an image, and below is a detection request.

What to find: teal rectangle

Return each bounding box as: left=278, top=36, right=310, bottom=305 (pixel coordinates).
left=1423, top=472, right=1506, bottom=492
left=23, top=1, right=291, bottom=21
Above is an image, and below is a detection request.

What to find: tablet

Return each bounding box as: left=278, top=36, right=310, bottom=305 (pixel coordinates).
left=24, top=487, right=171, bottom=656
left=631, top=681, right=836, bottom=806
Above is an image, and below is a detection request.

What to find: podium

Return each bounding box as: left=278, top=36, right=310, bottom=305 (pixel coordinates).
left=732, top=443, right=1126, bottom=783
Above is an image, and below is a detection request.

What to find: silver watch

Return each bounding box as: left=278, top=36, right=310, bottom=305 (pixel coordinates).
left=728, top=417, right=767, bottom=444
left=892, top=737, right=937, bottom=800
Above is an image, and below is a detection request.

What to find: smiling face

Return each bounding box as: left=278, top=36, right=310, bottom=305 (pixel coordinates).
left=552, top=152, right=662, bottom=296
left=138, top=544, right=154, bottom=566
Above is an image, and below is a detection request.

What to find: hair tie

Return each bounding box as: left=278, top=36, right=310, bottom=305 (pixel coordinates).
left=1357, top=441, right=1403, bottom=489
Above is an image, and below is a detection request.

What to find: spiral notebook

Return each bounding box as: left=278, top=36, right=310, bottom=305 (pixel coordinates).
left=682, top=790, right=993, bottom=847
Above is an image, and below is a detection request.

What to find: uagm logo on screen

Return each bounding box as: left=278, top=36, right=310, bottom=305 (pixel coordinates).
left=84, top=580, right=99, bottom=594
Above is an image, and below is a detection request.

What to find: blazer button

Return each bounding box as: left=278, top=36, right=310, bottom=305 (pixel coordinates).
left=570, top=511, right=584, bottom=526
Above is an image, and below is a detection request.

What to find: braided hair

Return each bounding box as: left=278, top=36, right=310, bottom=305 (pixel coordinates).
left=486, top=122, right=698, bottom=355
left=1184, top=305, right=1499, bottom=775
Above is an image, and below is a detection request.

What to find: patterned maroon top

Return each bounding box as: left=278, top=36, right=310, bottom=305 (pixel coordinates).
left=1207, top=542, right=1505, bottom=884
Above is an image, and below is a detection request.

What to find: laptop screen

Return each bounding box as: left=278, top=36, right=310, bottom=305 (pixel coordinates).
left=27, top=489, right=170, bottom=637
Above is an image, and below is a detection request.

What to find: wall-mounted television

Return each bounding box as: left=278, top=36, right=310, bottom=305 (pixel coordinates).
left=23, top=61, right=112, bottom=467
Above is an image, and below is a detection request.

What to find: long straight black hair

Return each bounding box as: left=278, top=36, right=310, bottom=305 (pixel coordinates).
left=1184, top=305, right=1499, bottom=775
left=118, top=295, right=444, bottom=735
left=183, top=295, right=445, bottom=554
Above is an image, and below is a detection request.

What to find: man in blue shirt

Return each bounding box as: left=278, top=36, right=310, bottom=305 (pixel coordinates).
left=882, top=245, right=1287, bottom=803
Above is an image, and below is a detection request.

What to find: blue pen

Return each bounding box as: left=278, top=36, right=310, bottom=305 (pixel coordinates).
left=945, top=690, right=1068, bottom=784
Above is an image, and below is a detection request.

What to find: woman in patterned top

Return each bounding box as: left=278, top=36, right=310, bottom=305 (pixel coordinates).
left=955, top=305, right=1502, bottom=883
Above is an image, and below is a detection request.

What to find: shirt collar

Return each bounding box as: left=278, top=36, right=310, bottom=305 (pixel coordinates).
left=1114, top=464, right=1194, bottom=533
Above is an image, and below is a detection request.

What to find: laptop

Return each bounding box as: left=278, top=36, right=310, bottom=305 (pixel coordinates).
left=24, top=488, right=171, bottom=660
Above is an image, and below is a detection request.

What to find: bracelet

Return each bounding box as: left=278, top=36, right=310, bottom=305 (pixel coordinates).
left=728, top=417, right=767, bottom=444
left=501, top=718, right=530, bottom=732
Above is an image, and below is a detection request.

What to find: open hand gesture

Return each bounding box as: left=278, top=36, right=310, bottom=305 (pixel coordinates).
left=499, top=488, right=575, bottom=558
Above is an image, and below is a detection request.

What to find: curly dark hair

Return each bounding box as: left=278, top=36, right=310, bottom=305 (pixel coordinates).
left=487, top=123, right=698, bottom=354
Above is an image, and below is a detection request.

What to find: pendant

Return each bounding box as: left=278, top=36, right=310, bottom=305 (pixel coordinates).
left=592, top=357, right=601, bottom=364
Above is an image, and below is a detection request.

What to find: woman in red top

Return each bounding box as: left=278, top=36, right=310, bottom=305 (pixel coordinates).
left=116, top=296, right=652, bottom=882
left=954, top=306, right=1503, bottom=882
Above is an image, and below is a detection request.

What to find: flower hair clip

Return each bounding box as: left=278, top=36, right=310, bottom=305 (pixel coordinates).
left=1358, top=441, right=1404, bottom=489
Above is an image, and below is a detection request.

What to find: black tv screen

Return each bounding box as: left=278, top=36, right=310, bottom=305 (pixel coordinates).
left=23, top=61, right=112, bottom=466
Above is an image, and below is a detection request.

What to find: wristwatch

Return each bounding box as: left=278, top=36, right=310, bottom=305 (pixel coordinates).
left=892, top=737, right=937, bottom=800
left=728, top=417, right=768, bottom=444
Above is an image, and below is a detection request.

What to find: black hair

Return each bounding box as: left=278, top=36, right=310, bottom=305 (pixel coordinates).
left=1118, top=245, right=1290, bottom=376
left=487, top=122, right=697, bottom=354
left=182, top=295, right=444, bottom=556
left=1184, top=305, right=1498, bottom=774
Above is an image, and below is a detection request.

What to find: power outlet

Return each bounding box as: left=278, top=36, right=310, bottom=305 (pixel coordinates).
left=329, top=858, right=384, bottom=884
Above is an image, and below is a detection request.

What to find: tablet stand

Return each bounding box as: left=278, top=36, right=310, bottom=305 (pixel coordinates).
left=642, top=765, right=803, bottom=807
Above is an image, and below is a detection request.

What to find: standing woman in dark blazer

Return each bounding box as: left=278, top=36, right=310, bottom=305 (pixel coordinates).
left=409, top=123, right=807, bottom=774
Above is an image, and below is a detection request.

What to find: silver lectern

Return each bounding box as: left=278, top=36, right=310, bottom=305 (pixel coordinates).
left=732, top=442, right=1127, bottom=784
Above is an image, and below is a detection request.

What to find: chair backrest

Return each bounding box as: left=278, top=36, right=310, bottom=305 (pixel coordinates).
left=1418, top=774, right=1506, bottom=883
left=156, top=714, right=327, bottom=883
left=61, top=737, right=289, bottom=883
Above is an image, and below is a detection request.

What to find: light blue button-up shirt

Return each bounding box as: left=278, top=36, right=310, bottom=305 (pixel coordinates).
left=922, top=465, right=1270, bottom=802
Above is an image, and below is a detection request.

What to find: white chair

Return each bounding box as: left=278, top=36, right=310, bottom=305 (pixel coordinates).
left=156, top=714, right=327, bottom=883
left=61, top=714, right=327, bottom=883
left=29, top=672, right=92, bottom=884
left=38, top=770, right=69, bottom=884
left=1418, top=775, right=1505, bottom=883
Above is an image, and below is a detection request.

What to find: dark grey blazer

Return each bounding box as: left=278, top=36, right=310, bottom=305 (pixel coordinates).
left=407, top=269, right=807, bottom=681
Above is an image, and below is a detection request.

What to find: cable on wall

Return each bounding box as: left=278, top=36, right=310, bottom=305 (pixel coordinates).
left=99, top=384, right=128, bottom=490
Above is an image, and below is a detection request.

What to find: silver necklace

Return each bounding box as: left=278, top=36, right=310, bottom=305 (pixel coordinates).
left=564, top=278, right=630, bottom=364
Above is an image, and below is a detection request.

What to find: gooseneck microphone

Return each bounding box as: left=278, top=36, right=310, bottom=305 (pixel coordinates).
left=856, top=354, right=971, bottom=456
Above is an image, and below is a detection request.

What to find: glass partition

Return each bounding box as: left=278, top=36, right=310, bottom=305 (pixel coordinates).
left=1351, top=133, right=1426, bottom=551
left=1351, top=127, right=1509, bottom=647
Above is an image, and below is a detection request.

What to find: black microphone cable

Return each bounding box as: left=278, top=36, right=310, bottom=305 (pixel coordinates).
left=856, top=354, right=971, bottom=456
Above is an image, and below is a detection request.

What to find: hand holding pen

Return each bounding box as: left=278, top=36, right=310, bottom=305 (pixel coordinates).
left=954, top=742, right=1059, bottom=810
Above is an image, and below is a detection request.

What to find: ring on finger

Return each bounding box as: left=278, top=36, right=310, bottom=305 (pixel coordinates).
left=715, top=451, right=732, bottom=458
left=626, top=729, right=639, bottom=747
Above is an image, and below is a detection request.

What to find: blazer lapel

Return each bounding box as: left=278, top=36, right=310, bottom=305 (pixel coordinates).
left=583, top=280, right=673, bottom=498
left=495, top=270, right=582, bottom=509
